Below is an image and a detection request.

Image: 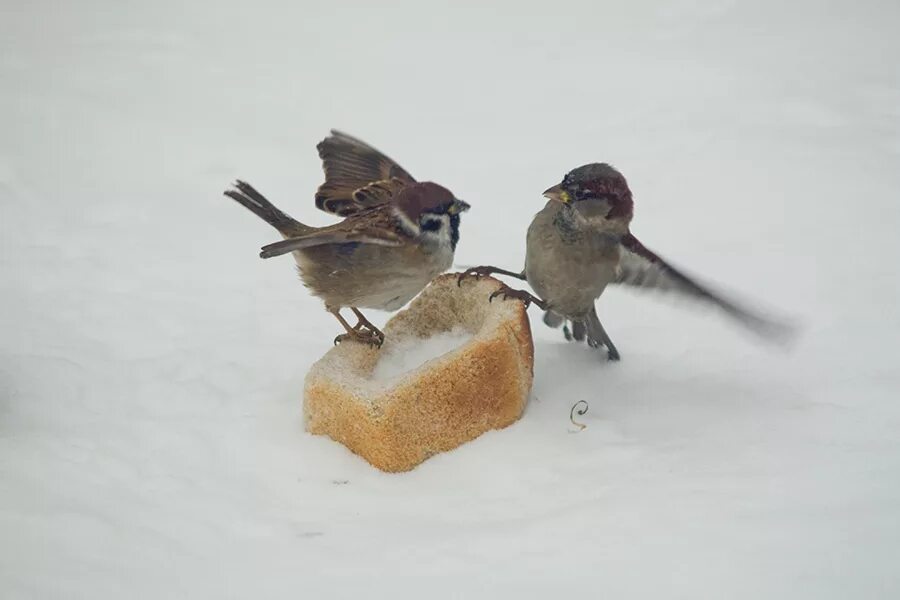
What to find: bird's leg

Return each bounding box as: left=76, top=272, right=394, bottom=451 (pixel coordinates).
left=489, top=284, right=549, bottom=310
left=329, top=307, right=383, bottom=348
left=329, top=308, right=356, bottom=344
left=457, top=266, right=526, bottom=286
left=349, top=307, right=385, bottom=347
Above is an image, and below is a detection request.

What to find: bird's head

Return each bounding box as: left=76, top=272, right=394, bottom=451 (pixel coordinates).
left=543, top=163, right=634, bottom=226
left=395, top=182, right=470, bottom=251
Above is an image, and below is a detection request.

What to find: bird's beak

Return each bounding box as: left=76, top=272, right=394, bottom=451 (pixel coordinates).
left=448, top=199, right=471, bottom=215
left=543, top=183, right=570, bottom=203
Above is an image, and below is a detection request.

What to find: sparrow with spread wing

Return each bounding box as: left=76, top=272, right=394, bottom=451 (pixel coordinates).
left=461, top=163, right=792, bottom=360
left=225, top=130, right=470, bottom=347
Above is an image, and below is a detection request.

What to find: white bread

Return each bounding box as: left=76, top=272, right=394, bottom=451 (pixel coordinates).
left=304, top=274, right=534, bottom=472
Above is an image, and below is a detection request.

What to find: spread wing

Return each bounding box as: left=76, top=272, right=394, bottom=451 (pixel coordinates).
left=616, top=234, right=796, bottom=344
left=314, top=130, right=417, bottom=216
left=259, top=207, right=406, bottom=259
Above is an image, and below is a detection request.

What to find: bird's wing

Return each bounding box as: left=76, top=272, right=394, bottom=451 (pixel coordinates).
left=259, top=207, right=406, bottom=259
left=314, top=130, right=417, bottom=216
left=615, top=233, right=796, bottom=343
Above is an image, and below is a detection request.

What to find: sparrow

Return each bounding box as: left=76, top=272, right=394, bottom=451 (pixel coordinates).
left=460, top=163, right=793, bottom=360
left=225, top=130, right=470, bottom=347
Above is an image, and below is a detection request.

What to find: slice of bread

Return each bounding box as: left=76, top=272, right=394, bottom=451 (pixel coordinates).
left=304, top=273, right=534, bottom=472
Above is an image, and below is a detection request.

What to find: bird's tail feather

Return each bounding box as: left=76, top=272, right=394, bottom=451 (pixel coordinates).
left=224, top=180, right=311, bottom=237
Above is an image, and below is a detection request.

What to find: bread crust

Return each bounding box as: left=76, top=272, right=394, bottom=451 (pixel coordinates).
left=304, top=274, right=534, bottom=472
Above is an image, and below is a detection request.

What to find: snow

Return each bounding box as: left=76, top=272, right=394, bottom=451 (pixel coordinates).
left=1, top=0, right=899, bottom=597
left=370, top=329, right=473, bottom=382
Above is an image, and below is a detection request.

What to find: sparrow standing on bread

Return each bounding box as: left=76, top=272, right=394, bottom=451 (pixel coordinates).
left=461, top=163, right=792, bottom=360
left=225, top=130, right=470, bottom=347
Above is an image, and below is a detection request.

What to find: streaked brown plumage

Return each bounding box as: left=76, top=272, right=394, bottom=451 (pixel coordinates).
left=224, top=130, right=469, bottom=346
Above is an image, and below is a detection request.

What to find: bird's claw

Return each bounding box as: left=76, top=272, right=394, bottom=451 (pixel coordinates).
left=457, top=266, right=496, bottom=287
left=488, top=284, right=547, bottom=310
left=333, top=327, right=384, bottom=348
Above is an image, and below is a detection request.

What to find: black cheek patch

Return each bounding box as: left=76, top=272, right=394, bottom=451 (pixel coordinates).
left=450, top=214, right=460, bottom=250
left=420, top=218, right=442, bottom=232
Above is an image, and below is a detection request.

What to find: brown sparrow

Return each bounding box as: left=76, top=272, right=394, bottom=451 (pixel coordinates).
left=225, top=130, right=470, bottom=347
left=461, top=163, right=793, bottom=360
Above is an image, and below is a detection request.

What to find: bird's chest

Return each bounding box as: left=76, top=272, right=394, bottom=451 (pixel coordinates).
left=418, top=236, right=455, bottom=275
left=525, top=217, right=620, bottom=314
left=295, top=240, right=450, bottom=310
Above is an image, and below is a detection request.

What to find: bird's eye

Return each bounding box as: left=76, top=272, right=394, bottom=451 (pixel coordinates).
left=420, top=217, right=442, bottom=232
left=574, top=188, right=593, bottom=200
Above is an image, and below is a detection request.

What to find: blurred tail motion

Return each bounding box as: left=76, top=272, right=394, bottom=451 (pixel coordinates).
left=543, top=308, right=621, bottom=360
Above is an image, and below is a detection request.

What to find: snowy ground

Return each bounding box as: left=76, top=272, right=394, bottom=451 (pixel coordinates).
left=2, top=0, right=900, bottom=597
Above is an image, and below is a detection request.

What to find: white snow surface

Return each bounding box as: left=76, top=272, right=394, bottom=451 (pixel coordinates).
left=370, top=329, right=473, bottom=382
left=2, top=0, right=900, bottom=598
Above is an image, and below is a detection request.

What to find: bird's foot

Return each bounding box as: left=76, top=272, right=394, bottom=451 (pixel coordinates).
left=488, top=284, right=548, bottom=310
left=457, top=266, right=526, bottom=287
left=350, top=309, right=385, bottom=346
left=457, top=266, right=496, bottom=287
left=334, top=325, right=384, bottom=348
left=328, top=307, right=385, bottom=348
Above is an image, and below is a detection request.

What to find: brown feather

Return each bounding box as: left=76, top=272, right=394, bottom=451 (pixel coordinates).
left=260, top=204, right=412, bottom=259
left=315, top=130, right=417, bottom=216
